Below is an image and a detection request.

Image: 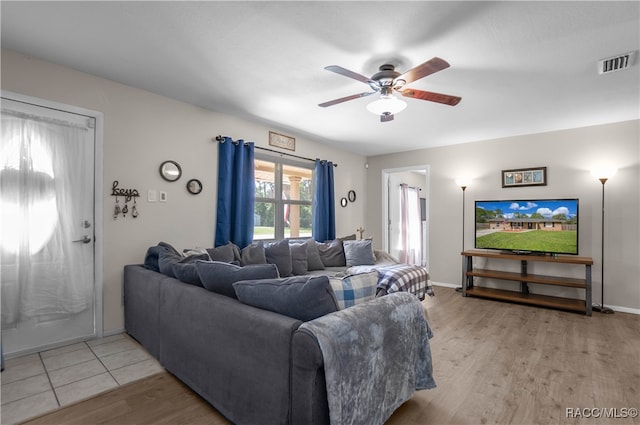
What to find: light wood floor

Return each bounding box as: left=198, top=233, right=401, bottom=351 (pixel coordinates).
left=21, top=288, right=640, bottom=425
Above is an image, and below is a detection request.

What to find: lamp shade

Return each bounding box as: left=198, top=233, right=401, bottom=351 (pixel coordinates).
left=366, top=94, right=407, bottom=115
left=455, top=178, right=470, bottom=189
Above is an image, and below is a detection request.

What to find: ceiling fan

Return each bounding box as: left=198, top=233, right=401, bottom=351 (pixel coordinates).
left=318, top=57, right=461, bottom=122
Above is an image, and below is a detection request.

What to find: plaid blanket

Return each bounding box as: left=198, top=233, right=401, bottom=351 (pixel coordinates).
left=347, top=263, right=434, bottom=300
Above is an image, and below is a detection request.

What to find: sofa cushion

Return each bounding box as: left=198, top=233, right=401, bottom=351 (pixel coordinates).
left=171, top=262, right=203, bottom=286
left=241, top=241, right=267, bottom=265
left=233, top=275, right=339, bottom=321
left=158, top=250, right=209, bottom=278
left=206, top=242, right=241, bottom=263
left=265, top=239, right=293, bottom=277
left=305, top=239, right=325, bottom=271
left=329, top=271, right=379, bottom=309
left=289, top=241, right=309, bottom=275
left=144, top=241, right=181, bottom=272
left=317, top=239, right=346, bottom=267
left=196, top=261, right=279, bottom=298
left=343, top=239, right=376, bottom=267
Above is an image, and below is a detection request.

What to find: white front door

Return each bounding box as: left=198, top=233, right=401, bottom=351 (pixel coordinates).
left=1, top=96, right=99, bottom=356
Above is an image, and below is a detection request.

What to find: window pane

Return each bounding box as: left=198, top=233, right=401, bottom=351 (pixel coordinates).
left=255, top=159, right=276, bottom=199
left=254, top=201, right=275, bottom=240
left=284, top=204, right=312, bottom=239
left=283, top=164, right=312, bottom=202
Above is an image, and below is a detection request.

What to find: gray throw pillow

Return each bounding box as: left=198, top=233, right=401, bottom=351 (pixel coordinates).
left=171, top=262, right=203, bottom=286
left=289, top=241, right=309, bottom=275
left=265, top=239, right=293, bottom=277
left=306, top=239, right=325, bottom=271
left=207, top=242, right=241, bottom=263
left=317, top=239, right=346, bottom=267
left=233, top=275, right=339, bottom=321
left=144, top=241, right=181, bottom=272
left=158, top=250, right=209, bottom=278
left=195, top=261, right=279, bottom=298
left=343, top=239, right=376, bottom=267
left=241, top=241, right=267, bottom=265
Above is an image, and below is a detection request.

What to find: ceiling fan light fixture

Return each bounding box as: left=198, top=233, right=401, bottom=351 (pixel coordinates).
left=366, top=94, right=407, bottom=116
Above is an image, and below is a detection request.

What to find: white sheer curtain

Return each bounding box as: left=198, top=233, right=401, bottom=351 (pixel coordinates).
left=399, top=183, right=422, bottom=266
left=1, top=110, right=90, bottom=327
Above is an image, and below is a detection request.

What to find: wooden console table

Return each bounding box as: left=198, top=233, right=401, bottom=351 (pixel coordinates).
left=462, top=250, right=593, bottom=315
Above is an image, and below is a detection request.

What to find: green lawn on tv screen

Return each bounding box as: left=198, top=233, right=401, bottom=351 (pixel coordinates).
left=476, top=230, right=577, bottom=253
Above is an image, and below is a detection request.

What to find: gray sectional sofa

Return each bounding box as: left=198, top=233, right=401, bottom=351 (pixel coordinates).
left=123, top=242, right=435, bottom=425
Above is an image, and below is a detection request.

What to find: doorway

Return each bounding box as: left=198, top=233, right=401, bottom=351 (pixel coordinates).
left=383, top=165, right=429, bottom=269
left=1, top=93, right=104, bottom=357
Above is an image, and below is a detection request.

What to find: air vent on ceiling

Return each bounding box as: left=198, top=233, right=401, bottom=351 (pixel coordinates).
left=598, top=51, right=636, bottom=74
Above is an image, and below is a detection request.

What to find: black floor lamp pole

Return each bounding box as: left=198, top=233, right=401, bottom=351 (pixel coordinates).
left=593, top=177, right=614, bottom=314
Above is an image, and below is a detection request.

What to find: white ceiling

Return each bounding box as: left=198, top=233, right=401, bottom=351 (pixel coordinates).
left=2, top=1, right=639, bottom=156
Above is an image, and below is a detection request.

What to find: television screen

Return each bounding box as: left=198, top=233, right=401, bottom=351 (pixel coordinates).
left=474, top=199, right=579, bottom=255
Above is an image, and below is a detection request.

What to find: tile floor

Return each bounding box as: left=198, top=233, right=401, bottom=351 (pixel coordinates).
left=1, top=333, right=163, bottom=425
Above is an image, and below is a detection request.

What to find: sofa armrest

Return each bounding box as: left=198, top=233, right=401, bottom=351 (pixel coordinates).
left=123, top=265, right=164, bottom=358
left=291, top=330, right=330, bottom=425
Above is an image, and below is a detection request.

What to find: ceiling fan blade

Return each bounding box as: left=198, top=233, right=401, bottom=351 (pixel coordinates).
left=400, top=89, right=461, bottom=106
left=380, top=113, right=394, bottom=122
left=318, top=91, right=377, bottom=108
left=324, top=65, right=376, bottom=85
left=397, top=57, right=450, bottom=85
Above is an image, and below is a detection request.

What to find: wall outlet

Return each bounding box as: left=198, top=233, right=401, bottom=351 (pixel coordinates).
left=147, top=189, right=157, bottom=202
left=159, top=191, right=167, bottom=202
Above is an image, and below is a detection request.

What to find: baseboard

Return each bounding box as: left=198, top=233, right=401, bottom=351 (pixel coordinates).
left=103, top=327, right=126, bottom=337
left=431, top=281, right=459, bottom=289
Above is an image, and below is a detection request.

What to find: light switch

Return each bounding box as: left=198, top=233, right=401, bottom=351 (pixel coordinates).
left=160, top=191, right=167, bottom=202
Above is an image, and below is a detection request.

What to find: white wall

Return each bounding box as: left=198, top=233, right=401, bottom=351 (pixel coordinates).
left=366, top=121, right=640, bottom=312
left=1, top=49, right=368, bottom=332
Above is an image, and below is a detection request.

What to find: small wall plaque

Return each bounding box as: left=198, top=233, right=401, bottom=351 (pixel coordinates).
left=502, top=166, right=547, bottom=188
left=269, top=131, right=295, bottom=151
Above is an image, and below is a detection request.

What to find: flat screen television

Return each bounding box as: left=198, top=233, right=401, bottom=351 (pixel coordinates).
left=474, top=198, right=579, bottom=255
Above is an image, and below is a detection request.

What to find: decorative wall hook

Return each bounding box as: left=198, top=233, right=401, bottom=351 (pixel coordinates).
left=111, top=181, right=140, bottom=219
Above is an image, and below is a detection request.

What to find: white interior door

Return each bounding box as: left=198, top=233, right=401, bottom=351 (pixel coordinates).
left=1, top=96, right=98, bottom=356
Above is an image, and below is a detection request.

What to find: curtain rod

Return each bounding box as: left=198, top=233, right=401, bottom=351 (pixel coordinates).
left=400, top=183, right=422, bottom=191
left=214, top=135, right=337, bottom=167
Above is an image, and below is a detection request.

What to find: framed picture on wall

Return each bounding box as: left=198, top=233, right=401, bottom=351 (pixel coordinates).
left=502, top=166, right=547, bottom=187
left=269, top=131, right=296, bottom=151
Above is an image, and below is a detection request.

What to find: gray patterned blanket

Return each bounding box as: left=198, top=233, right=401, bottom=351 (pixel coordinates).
left=299, top=292, right=435, bottom=425
left=348, top=263, right=433, bottom=299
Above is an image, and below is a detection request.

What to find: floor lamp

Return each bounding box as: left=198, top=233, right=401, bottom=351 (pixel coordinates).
left=455, top=179, right=469, bottom=292
left=592, top=174, right=614, bottom=314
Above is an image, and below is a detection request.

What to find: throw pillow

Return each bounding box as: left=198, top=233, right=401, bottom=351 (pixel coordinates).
left=233, top=275, right=339, bottom=322
left=317, top=239, right=346, bottom=267
left=195, top=261, right=279, bottom=298
left=329, top=271, right=379, bottom=309
left=144, top=241, right=181, bottom=272
left=265, top=239, right=293, bottom=277
left=158, top=250, right=209, bottom=278
left=207, top=242, right=241, bottom=263
left=305, top=239, right=325, bottom=271
left=289, top=241, right=309, bottom=275
left=241, top=241, right=267, bottom=265
left=343, top=239, right=376, bottom=267
left=171, top=262, right=203, bottom=286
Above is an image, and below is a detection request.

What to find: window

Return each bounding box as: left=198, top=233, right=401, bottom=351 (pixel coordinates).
left=254, top=156, right=313, bottom=240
